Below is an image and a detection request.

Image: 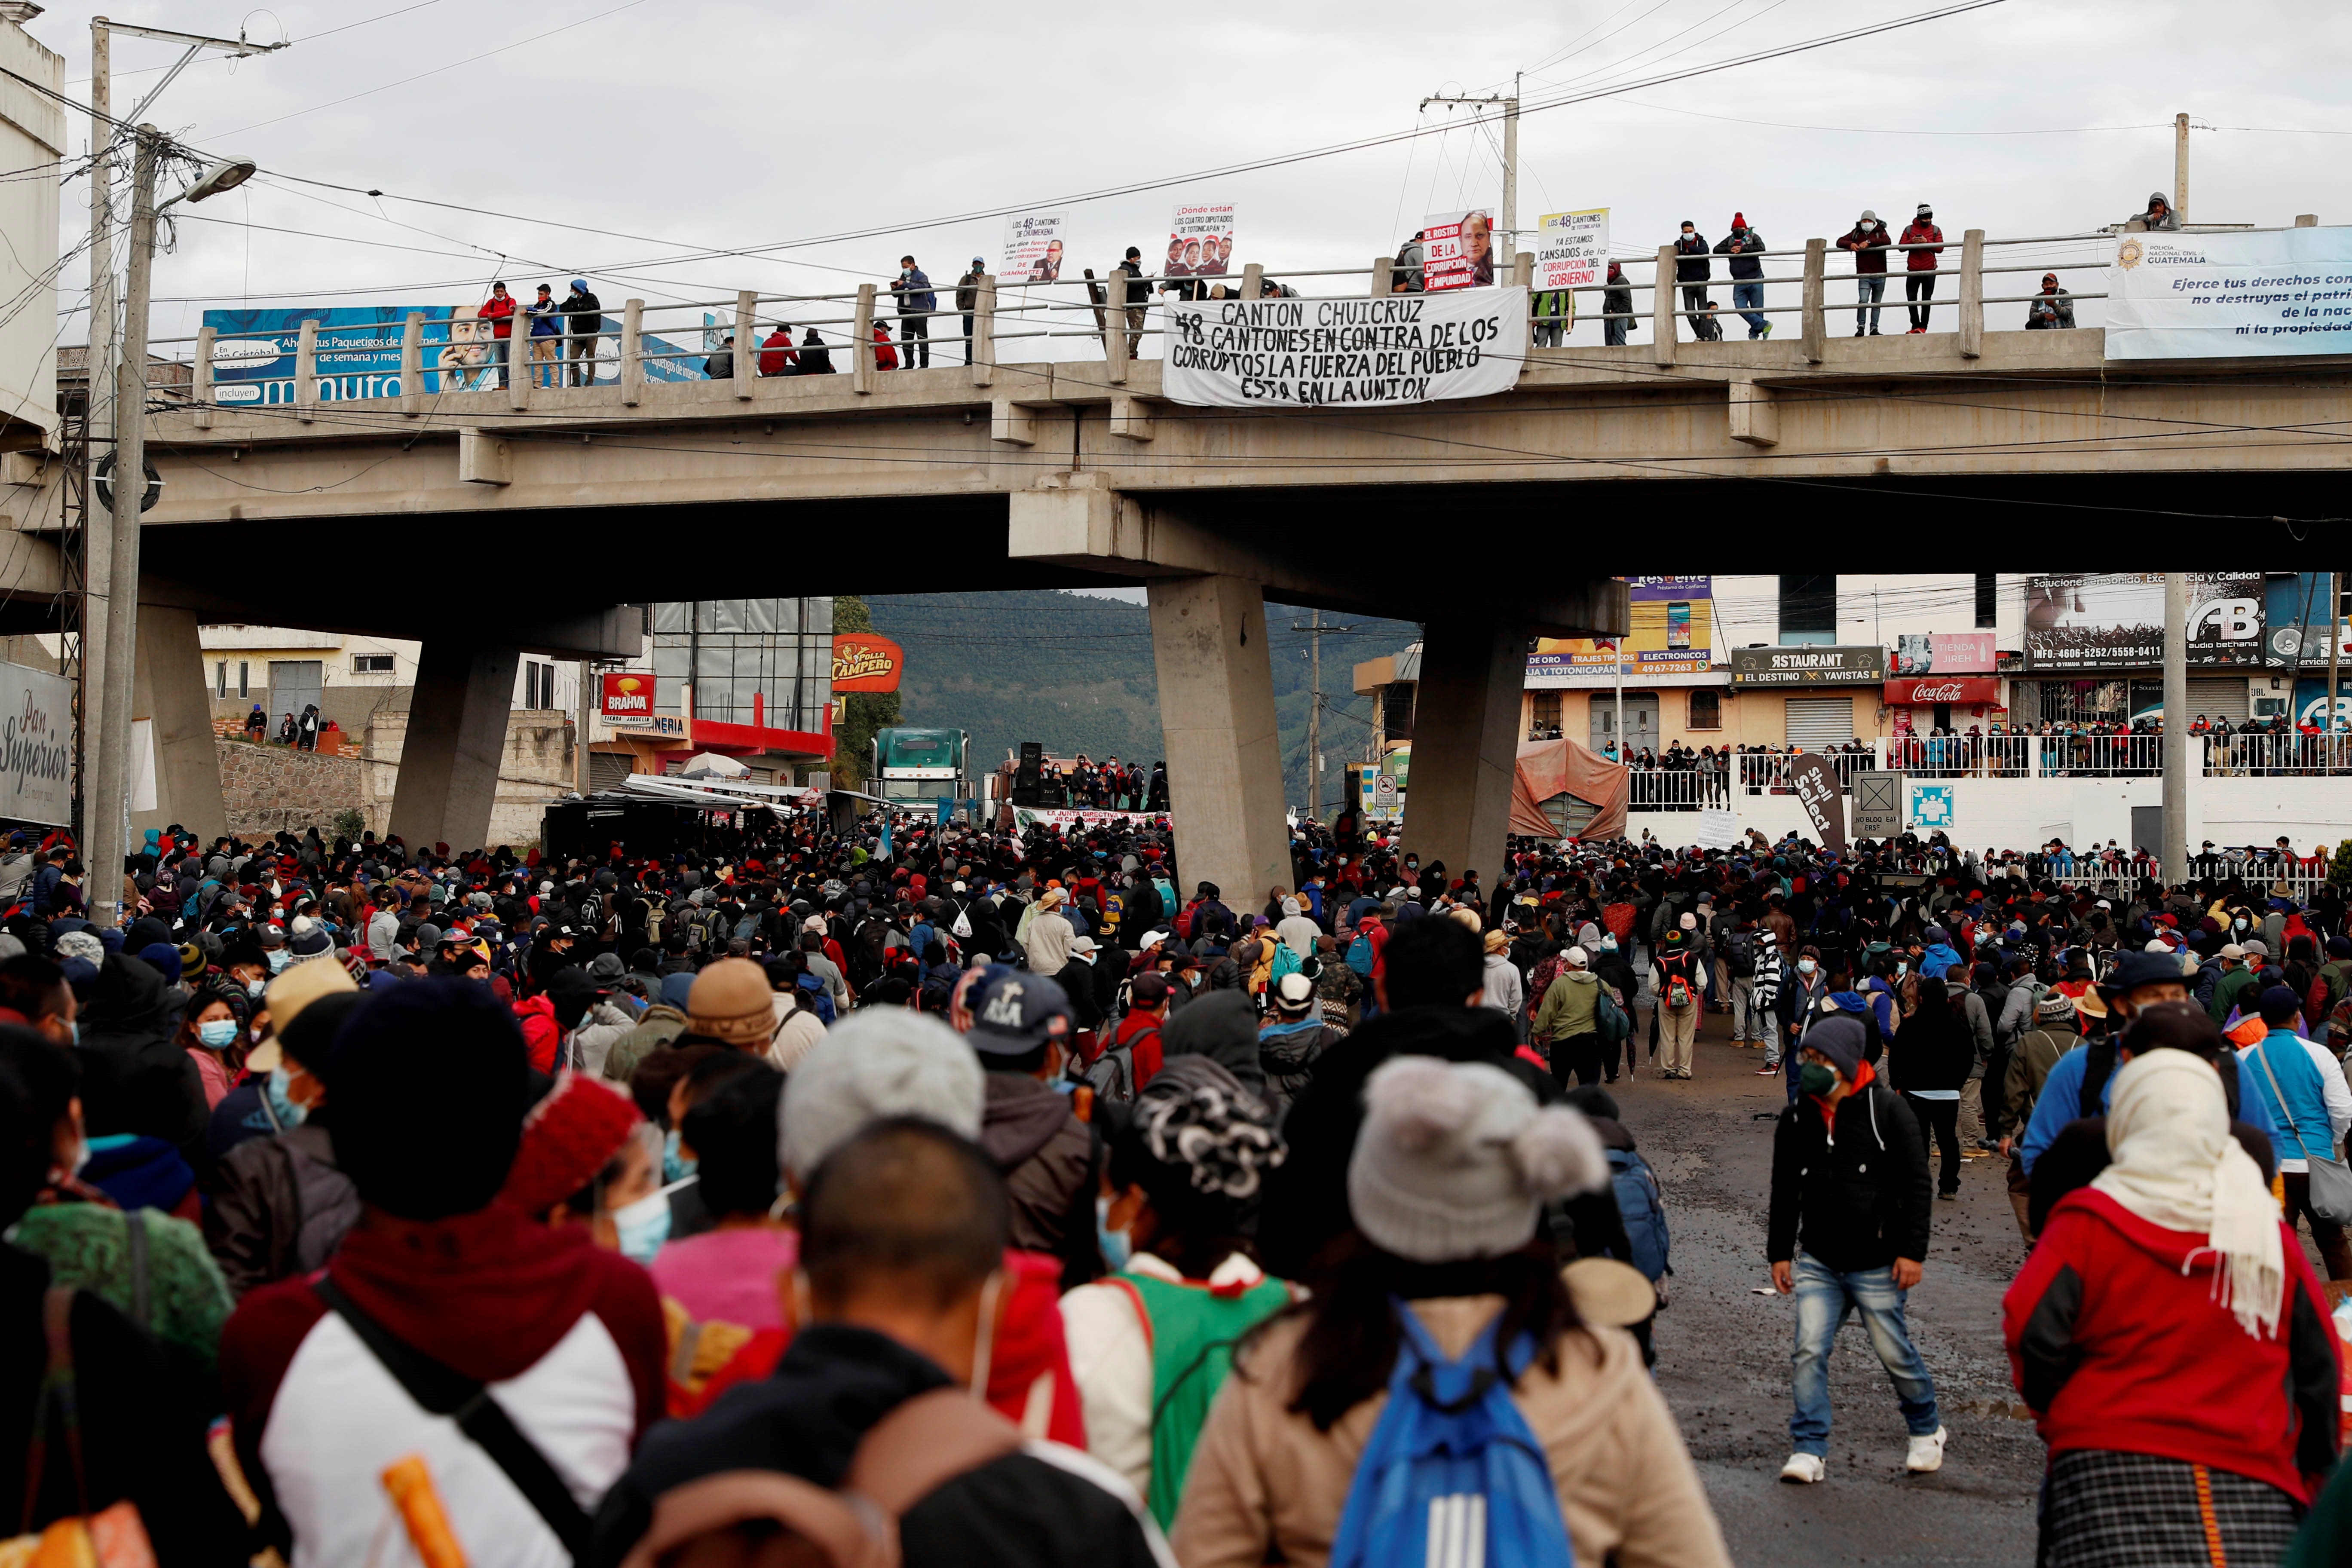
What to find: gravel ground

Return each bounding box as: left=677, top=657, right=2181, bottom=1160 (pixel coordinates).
left=1602, top=994, right=2046, bottom=1565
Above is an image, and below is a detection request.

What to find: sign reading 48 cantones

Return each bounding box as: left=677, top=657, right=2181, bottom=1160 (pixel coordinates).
left=1163, top=288, right=1527, bottom=408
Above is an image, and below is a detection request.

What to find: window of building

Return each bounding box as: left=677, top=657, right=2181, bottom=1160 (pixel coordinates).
left=1380, top=682, right=1415, bottom=742
left=1528, top=690, right=1562, bottom=736
left=1687, top=690, right=1722, bottom=729
left=353, top=653, right=395, bottom=675
left=238, top=661, right=249, bottom=699
left=1778, top=574, right=1836, bottom=644
left=1974, top=572, right=1997, bottom=629
left=215, top=660, right=227, bottom=698
left=524, top=662, right=557, bottom=710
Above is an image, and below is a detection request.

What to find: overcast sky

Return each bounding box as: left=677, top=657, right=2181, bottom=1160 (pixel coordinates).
left=30, top=0, right=2352, bottom=353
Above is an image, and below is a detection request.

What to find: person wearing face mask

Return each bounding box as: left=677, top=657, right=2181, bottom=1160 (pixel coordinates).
left=1767, top=1013, right=1942, bottom=1485
left=176, top=983, right=248, bottom=1110
left=1775, top=946, right=1829, bottom=1102
left=220, top=980, right=666, bottom=1568
left=1671, top=220, right=1711, bottom=340
left=1835, top=209, right=1893, bottom=335
left=587, top=1119, right=1164, bottom=1568
left=205, top=968, right=364, bottom=1298
left=2208, top=939, right=2262, bottom=1027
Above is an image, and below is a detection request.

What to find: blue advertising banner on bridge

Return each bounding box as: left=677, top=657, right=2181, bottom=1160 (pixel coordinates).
left=2105, top=226, right=2352, bottom=360
left=202, top=305, right=709, bottom=405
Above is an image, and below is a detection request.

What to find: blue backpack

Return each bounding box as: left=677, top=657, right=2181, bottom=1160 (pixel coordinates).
left=1607, top=1148, right=1670, bottom=1283
left=1329, top=1303, right=1576, bottom=1568
left=1346, top=931, right=1376, bottom=977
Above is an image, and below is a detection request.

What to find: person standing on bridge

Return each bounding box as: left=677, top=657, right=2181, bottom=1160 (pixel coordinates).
left=479, top=281, right=517, bottom=389
left=1673, top=220, right=1710, bottom=340
left=1837, top=211, right=1892, bottom=336
left=527, top=282, right=564, bottom=386
left=1113, top=247, right=1148, bottom=361
left=894, top=256, right=934, bottom=369
left=1714, top=214, right=1770, bottom=339
left=563, top=277, right=603, bottom=386
left=956, top=256, right=986, bottom=363
left=1899, top=204, right=1944, bottom=333
left=1602, top=259, right=1632, bottom=346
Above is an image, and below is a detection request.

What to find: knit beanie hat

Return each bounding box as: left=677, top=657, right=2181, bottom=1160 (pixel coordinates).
left=1109, top=1056, right=1284, bottom=1236
left=1347, top=1057, right=1607, bottom=1262
left=498, top=1072, right=643, bottom=1216
left=138, top=942, right=182, bottom=986
left=686, top=957, right=775, bottom=1046
left=329, top=979, right=529, bottom=1220
left=1802, top=1013, right=1868, bottom=1080
left=2035, top=990, right=2077, bottom=1023
left=778, top=1009, right=983, bottom=1185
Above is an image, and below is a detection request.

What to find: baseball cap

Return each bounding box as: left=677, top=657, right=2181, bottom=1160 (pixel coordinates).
left=965, top=971, right=1072, bottom=1056
left=2219, top=943, right=2247, bottom=960
left=1272, top=972, right=1316, bottom=1016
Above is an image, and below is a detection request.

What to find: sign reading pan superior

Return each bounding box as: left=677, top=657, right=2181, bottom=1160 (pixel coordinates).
left=1163, top=287, right=1527, bottom=408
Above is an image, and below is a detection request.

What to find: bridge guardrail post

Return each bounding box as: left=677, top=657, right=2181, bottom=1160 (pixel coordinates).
left=853, top=284, right=876, bottom=394
left=508, top=315, right=529, bottom=409
left=296, top=318, right=318, bottom=423
left=1801, top=239, right=1825, bottom=364
left=1371, top=256, right=1393, bottom=297
left=401, top=313, right=423, bottom=416
left=1959, top=228, right=1985, bottom=359
left=971, top=275, right=996, bottom=389
left=735, top=290, right=756, bottom=393
left=621, top=300, right=643, bottom=406
left=1101, top=272, right=1127, bottom=386
left=1242, top=262, right=1262, bottom=300
left=193, top=326, right=214, bottom=429
left=1512, top=250, right=1533, bottom=292
left=1651, top=244, right=1676, bottom=366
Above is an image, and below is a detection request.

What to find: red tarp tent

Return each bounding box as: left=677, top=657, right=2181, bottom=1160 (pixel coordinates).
left=1511, top=736, right=1629, bottom=841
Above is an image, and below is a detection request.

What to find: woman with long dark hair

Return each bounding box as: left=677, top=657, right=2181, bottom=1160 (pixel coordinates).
left=1889, top=974, right=1973, bottom=1199
left=1172, top=1055, right=1729, bottom=1567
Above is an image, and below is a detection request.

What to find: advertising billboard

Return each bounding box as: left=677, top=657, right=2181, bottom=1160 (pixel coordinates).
left=1527, top=576, right=1714, bottom=688
left=0, top=662, right=72, bottom=826
left=1890, top=631, right=1994, bottom=676
left=831, top=634, right=904, bottom=693
left=1727, top=645, right=1886, bottom=687
left=2021, top=573, right=2263, bottom=669
left=203, top=303, right=707, bottom=405
left=601, top=672, right=655, bottom=720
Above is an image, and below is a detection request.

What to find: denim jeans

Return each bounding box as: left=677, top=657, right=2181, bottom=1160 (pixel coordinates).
left=1604, top=317, right=1628, bottom=346
left=1788, top=1256, right=1940, bottom=1456
left=1855, top=274, right=1886, bottom=333
left=1733, top=281, right=1767, bottom=336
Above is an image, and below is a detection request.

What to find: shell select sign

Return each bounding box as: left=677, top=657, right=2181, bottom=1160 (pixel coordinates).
left=600, top=672, right=654, bottom=717
left=831, top=634, right=903, bottom=693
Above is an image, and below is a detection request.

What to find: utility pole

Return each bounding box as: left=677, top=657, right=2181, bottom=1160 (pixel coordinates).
left=2331, top=571, right=2343, bottom=769
left=2174, top=111, right=2190, bottom=222
left=81, top=18, right=113, bottom=843
left=1418, top=87, right=1521, bottom=248
left=576, top=660, right=593, bottom=795
left=86, top=124, right=158, bottom=925
left=2162, top=572, right=2188, bottom=882
left=1306, top=609, right=1322, bottom=821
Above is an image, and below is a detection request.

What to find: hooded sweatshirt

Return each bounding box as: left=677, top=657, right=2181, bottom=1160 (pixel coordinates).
left=77, top=953, right=205, bottom=1153
left=1533, top=967, right=1601, bottom=1040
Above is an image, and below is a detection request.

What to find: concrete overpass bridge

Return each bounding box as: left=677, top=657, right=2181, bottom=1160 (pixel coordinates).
left=8, top=241, right=2348, bottom=895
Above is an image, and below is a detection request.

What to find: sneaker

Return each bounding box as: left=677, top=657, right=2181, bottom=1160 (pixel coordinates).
left=1780, top=1452, right=1826, bottom=1484
left=1905, top=1427, right=1947, bottom=1474
left=1760, top=321, right=1774, bottom=338
left=1937, top=1189, right=1958, bottom=1200
left=1755, top=1064, right=1780, bottom=1076
left=1678, top=1069, right=1695, bottom=1079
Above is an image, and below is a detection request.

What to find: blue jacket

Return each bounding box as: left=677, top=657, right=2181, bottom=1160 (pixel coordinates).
left=894, top=269, right=937, bottom=313
left=1921, top=942, right=1963, bottom=980
left=2237, top=1028, right=2335, bottom=1163
left=2021, top=1040, right=2276, bottom=1171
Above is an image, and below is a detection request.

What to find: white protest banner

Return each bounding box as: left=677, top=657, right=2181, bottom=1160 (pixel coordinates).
left=2106, top=226, right=2352, bottom=359
left=1000, top=212, right=1067, bottom=284
left=0, top=662, right=72, bottom=825
left=1163, top=287, right=1527, bottom=408
left=1535, top=208, right=1609, bottom=291
left=1166, top=204, right=1235, bottom=290
left=1422, top=208, right=1498, bottom=291
left=1693, top=808, right=1741, bottom=851
left=1011, top=806, right=1168, bottom=833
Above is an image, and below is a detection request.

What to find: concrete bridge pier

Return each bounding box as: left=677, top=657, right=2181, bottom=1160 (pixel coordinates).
left=1399, top=617, right=1528, bottom=895
left=1146, top=574, right=1292, bottom=910
left=131, top=601, right=228, bottom=841
left=387, top=640, right=522, bottom=854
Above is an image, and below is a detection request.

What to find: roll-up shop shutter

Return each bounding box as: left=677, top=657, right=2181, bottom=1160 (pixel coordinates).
left=1784, top=695, right=1858, bottom=751
left=2186, top=676, right=2247, bottom=723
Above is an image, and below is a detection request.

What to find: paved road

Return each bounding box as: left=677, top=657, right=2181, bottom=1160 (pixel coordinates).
left=1604, top=1000, right=2046, bottom=1565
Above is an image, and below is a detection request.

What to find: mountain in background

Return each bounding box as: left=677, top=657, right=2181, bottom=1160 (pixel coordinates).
left=863, top=591, right=1419, bottom=808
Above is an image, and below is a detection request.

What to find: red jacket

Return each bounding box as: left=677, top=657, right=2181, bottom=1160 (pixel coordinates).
left=757, top=327, right=796, bottom=377
left=2003, top=1188, right=2340, bottom=1501
left=1113, top=1010, right=1166, bottom=1089
left=873, top=324, right=897, bottom=371
left=1899, top=221, right=1944, bottom=271
left=479, top=292, right=517, bottom=340
left=512, top=993, right=559, bottom=1075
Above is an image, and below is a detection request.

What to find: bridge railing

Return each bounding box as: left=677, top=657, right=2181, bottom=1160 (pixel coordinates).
left=147, top=221, right=2330, bottom=423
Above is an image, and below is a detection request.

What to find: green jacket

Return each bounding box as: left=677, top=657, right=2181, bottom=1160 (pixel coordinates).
left=2209, top=964, right=2259, bottom=1027
left=1533, top=968, right=1601, bottom=1041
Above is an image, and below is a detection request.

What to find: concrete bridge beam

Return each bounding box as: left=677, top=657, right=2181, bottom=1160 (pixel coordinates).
left=1400, top=617, right=1529, bottom=897
left=130, top=601, right=227, bottom=842
left=388, top=639, right=522, bottom=854
left=1147, top=574, right=1291, bottom=913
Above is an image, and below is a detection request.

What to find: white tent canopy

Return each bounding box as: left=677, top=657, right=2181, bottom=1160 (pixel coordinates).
left=676, top=752, right=751, bottom=780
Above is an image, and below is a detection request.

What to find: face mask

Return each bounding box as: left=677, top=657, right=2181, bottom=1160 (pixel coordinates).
left=266, top=950, right=290, bottom=974
left=608, top=1185, right=672, bottom=1266
left=1797, top=959, right=1816, bottom=976
left=1896, top=960, right=1909, bottom=976
left=2234, top=918, right=2248, bottom=931
left=265, top=1067, right=309, bottom=1129
left=662, top=1128, right=698, bottom=1185
left=197, top=1018, right=239, bottom=1049
left=1096, top=1196, right=1133, bottom=1273
left=1799, top=1063, right=1838, bottom=1096
left=244, top=976, right=266, bottom=998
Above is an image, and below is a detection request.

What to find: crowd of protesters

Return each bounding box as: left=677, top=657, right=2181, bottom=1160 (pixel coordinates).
left=0, top=793, right=2342, bottom=1563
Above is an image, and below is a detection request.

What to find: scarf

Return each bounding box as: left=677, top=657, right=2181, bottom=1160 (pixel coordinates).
left=2092, top=1051, right=2284, bottom=1340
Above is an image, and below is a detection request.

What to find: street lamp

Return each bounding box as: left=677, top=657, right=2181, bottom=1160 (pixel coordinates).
left=181, top=155, right=256, bottom=205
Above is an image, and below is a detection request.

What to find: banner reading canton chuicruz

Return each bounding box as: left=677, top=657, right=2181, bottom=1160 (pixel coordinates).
left=1163, top=288, right=1526, bottom=408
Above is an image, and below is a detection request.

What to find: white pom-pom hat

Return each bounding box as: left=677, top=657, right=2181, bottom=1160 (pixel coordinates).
left=1348, top=1055, right=1609, bottom=1263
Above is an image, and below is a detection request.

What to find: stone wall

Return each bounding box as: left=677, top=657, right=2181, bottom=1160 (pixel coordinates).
left=211, top=708, right=575, bottom=848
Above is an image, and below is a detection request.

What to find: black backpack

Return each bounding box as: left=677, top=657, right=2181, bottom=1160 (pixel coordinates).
left=1724, top=928, right=1758, bottom=979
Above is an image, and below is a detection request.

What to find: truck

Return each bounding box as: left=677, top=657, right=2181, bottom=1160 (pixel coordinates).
left=871, top=727, right=971, bottom=808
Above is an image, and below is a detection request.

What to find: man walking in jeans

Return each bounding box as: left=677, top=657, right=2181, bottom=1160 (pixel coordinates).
left=1768, top=1013, right=1945, bottom=1484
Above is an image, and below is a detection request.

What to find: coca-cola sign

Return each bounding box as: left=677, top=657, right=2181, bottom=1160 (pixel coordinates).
left=1883, top=677, right=2001, bottom=706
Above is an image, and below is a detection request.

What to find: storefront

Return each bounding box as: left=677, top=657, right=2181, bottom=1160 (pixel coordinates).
left=1882, top=632, right=2003, bottom=732
left=1727, top=646, right=1886, bottom=747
